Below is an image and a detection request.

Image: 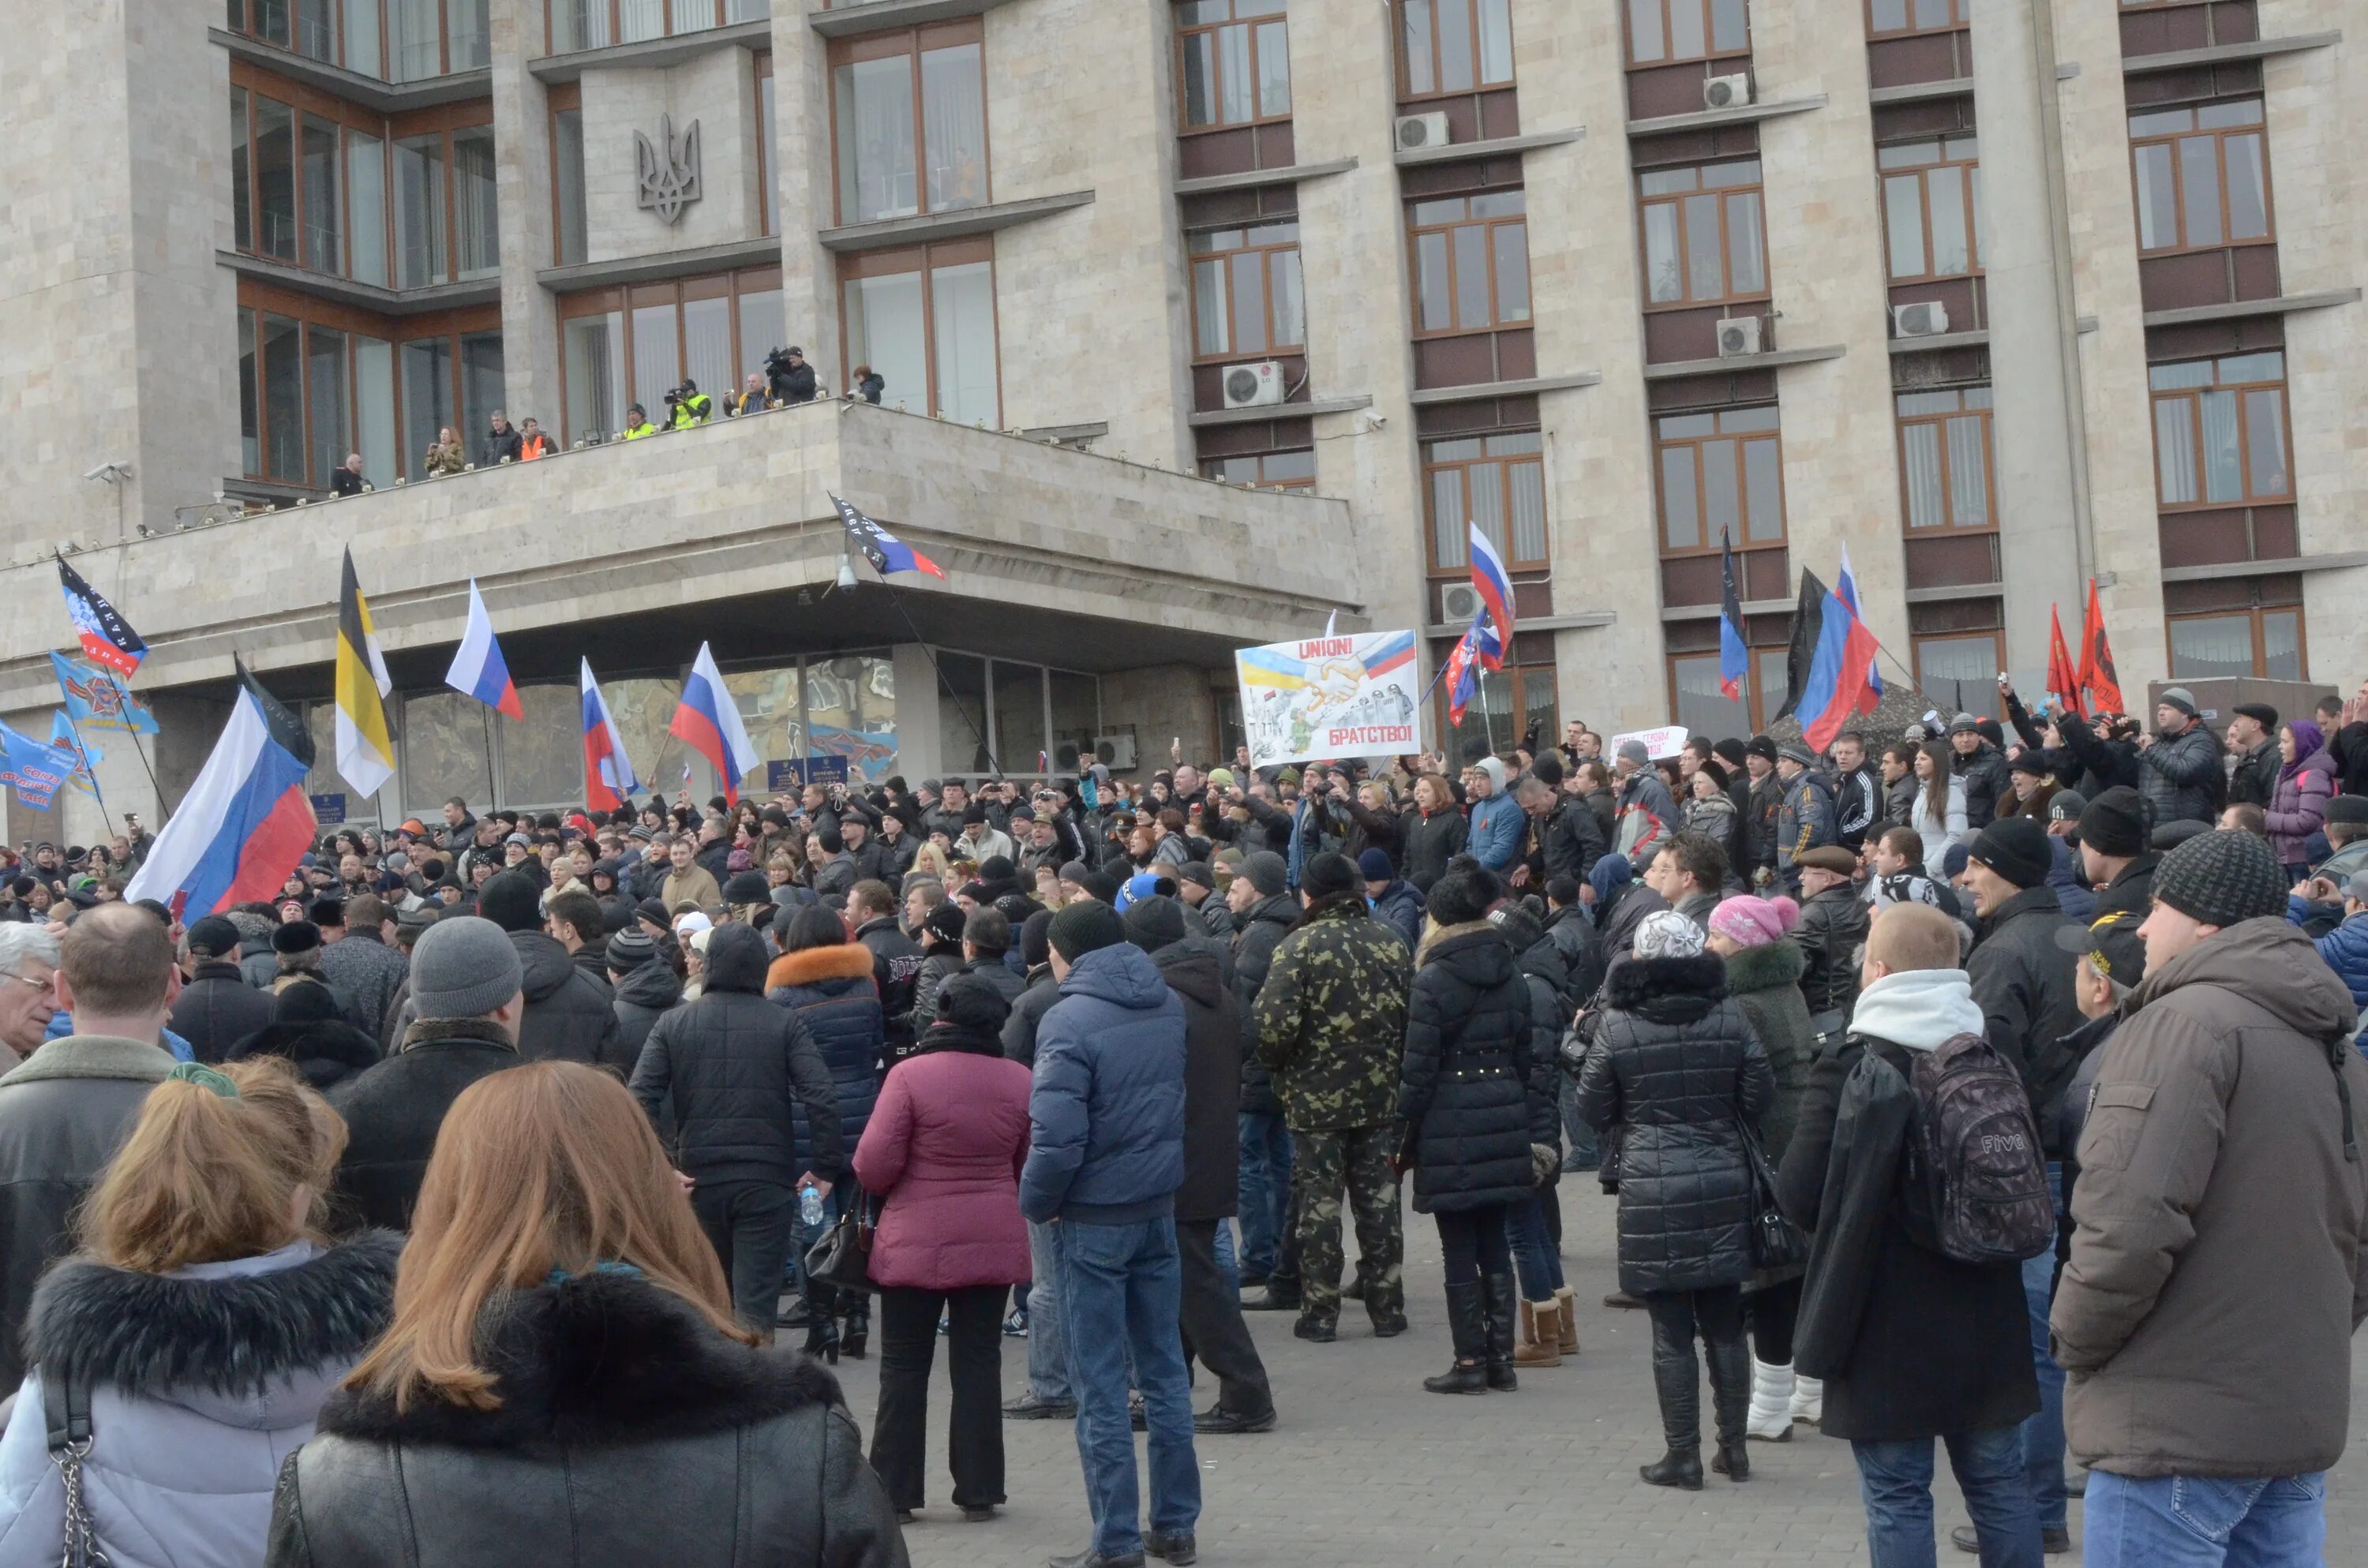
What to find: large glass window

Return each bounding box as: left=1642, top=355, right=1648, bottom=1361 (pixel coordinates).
left=1867, top=0, right=1967, bottom=34
left=1626, top=0, right=1748, bottom=66
left=345, top=0, right=382, bottom=76
left=2169, top=607, right=2302, bottom=680
left=832, top=24, right=987, bottom=225
left=1671, top=649, right=1786, bottom=739
left=300, top=114, right=341, bottom=274
left=1914, top=633, right=2007, bottom=717
left=305, top=325, right=350, bottom=491
left=238, top=293, right=435, bottom=489
left=1879, top=136, right=1982, bottom=282
left=231, top=80, right=395, bottom=284
left=2149, top=351, right=2290, bottom=509
left=841, top=242, right=1000, bottom=426
left=1178, top=0, right=1291, bottom=130
left=354, top=335, right=396, bottom=485
left=446, top=0, right=489, bottom=69
left=563, top=311, right=625, bottom=443
left=388, top=0, right=443, bottom=80
left=1896, top=387, right=1993, bottom=530
left=552, top=106, right=587, bottom=265
left=460, top=331, right=504, bottom=451
left=2130, top=99, right=2272, bottom=255
left=394, top=133, right=447, bottom=288
left=261, top=313, right=305, bottom=482
left=1398, top=0, right=1515, bottom=97
left=557, top=269, right=784, bottom=443
left=1408, top=192, right=1530, bottom=335
left=1201, top=448, right=1317, bottom=490
left=1425, top=432, right=1546, bottom=573
left=230, top=88, right=253, bottom=253
left=1656, top=406, right=1784, bottom=552
left=992, top=661, right=1049, bottom=775
left=758, top=62, right=777, bottom=235
left=347, top=129, right=387, bottom=285
left=254, top=97, right=298, bottom=261
left=1189, top=223, right=1305, bottom=359
left=238, top=310, right=260, bottom=474
left=1639, top=159, right=1766, bottom=305
left=548, top=0, right=762, bottom=51
left=401, top=335, right=457, bottom=468
left=1442, top=657, right=1554, bottom=762
left=383, top=119, right=498, bottom=287
left=451, top=126, right=500, bottom=279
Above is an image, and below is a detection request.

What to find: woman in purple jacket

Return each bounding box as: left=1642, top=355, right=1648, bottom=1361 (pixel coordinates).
left=2265, top=720, right=2336, bottom=880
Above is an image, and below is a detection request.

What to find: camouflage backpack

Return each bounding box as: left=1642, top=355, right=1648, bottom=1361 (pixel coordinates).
left=1906, top=1032, right=2056, bottom=1265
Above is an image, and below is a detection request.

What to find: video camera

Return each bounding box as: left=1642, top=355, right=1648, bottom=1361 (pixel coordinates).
left=661, top=381, right=697, bottom=409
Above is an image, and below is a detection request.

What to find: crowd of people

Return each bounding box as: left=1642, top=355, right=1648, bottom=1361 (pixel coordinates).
left=0, top=675, right=2361, bottom=1567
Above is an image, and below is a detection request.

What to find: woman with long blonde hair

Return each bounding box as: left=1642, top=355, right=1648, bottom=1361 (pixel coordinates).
left=269, top=1061, right=905, bottom=1567
left=0, top=1057, right=397, bottom=1565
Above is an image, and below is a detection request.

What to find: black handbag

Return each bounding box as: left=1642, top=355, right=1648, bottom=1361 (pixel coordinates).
left=43, top=1364, right=109, bottom=1568
left=1738, top=1120, right=1808, bottom=1272
left=802, top=1196, right=878, bottom=1296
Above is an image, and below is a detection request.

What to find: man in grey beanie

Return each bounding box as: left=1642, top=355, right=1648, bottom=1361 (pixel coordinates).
left=2135, top=684, right=2223, bottom=831
left=327, top=915, right=526, bottom=1230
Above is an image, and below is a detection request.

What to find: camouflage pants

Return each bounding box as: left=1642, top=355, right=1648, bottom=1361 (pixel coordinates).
left=1290, top=1123, right=1404, bottom=1327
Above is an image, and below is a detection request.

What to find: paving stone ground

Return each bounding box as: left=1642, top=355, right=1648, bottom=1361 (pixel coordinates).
left=826, top=1188, right=2368, bottom=1568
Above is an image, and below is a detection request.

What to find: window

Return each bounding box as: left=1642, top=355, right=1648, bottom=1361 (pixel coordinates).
left=227, top=0, right=384, bottom=70
left=2130, top=99, right=2272, bottom=255
left=1671, top=647, right=1789, bottom=738
left=1399, top=0, right=1514, bottom=98
left=394, top=133, right=447, bottom=287
left=1442, top=656, right=1556, bottom=761
left=1425, top=432, right=1546, bottom=573
left=2149, top=352, right=2290, bottom=508
left=1408, top=192, right=1530, bottom=335
left=1202, top=449, right=1316, bottom=489
left=1626, top=0, right=1748, bottom=66
left=388, top=117, right=500, bottom=287
left=831, top=24, right=987, bottom=225
left=1914, top=633, right=2006, bottom=717
left=230, top=88, right=253, bottom=253
left=557, top=269, right=782, bottom=443
left=1879, top=136, right=1982, bottom=281
left=1639, top=159, right=1767, bottom=305
left=1897, top=387, right=1993, bottom=530
left=451, top=125, right=499, bottom=279
left=1656, top=406, right=1783, bottom=552
left=1188, top=223, right=1304, bottom=359
left=230, top=78, right=392, bottom=283
left=1867, top=0, right=1967, bottom=35
left=254, top=97, right=298, bottom=261
left=840, top=241, right=1000, bottom=427
left=347, top=129, right=388, bottom=285
left=552, top=102, right=587, bottom=265
left=757, top=56, right=777, bottom=235
left=2169, top=606, right=2303, bottom=680
left=234, top=286, right=433, bottom=488
left=548, top=0, right=766, bottom=51
left=1178, top=0, right=1290, bottom=130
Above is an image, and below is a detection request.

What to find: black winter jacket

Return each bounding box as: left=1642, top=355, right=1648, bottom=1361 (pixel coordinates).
left=268, top=1271, right=907, bottom=1568
left=510, top=931, right=627, bottom=1072
left=1398, top=926, right=1548, bottom=1213
left=765, top=944, right=886, bottom=1182
left=1965, top=885, right=2081, bottom=1084
left=328, top=1019, right=521, bottom=1231
left=2228, top=739, right=2280, bottom=809
left=1576, top=953, right=1774, bottom=1294
left=1230, top=894, right=1301, bottom=1117
left=1541, top=797, right=1609, bottom=888
left=1000, top=967, right=1060, bottom=1068
left=854, top=916, right=924, bottom=1061
left=610, top=961, right=682, bottom=1071
left=1542, top=904, right=1608, bottom=1003
left=2090, top=853, right=2158, bottom=921
left=170, top=960, right=275, bottom=1065
left=226, top=1010, right=382, bottom=1092
left=1955, top=742, right=2010, bottom=830
left=1402, top=807, right=1467, bottom=893
left=1156, top=944, right=1242, bottom=1222
left=1795, top=885, right=1869, bottom=1018
left=2136, top=720, right=2223, bottom=828
left=630, top=925, right=844, bottom=1186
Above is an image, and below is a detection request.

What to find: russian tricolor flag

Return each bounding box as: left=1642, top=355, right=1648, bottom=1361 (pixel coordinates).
left=669, top=642, right=761, bottom=805
left=444, top=579, right=523, bottom=720
left=582, top=659, right=640, bottom=813
left=123, top=665, right=317, bottom=920
left=1467, top=523, right=1514, bottom=671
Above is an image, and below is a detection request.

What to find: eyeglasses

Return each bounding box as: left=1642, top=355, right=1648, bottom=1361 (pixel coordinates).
left=0, top=970, right=51, bottom=993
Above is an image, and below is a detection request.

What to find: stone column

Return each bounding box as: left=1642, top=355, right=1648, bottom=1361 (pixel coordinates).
left=491, top=0, right=563, bottom=433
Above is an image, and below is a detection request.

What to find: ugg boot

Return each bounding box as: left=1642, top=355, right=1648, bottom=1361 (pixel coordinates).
left=1422, top=1282, right=1489, bottom=1394
left=1551, top=1286, right=1579, bottom=1355
left=1746, top=1358, right=1796, bottom=1441
left=1514, top=1300, right=1562, bottom=1368
left=1789, top=1373, right=1824, bottom=1425
left=1480, top=1271, right=1520, bottom=1390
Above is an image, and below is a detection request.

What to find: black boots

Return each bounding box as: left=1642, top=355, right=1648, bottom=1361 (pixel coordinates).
left=1643, top=1300, right=1704, bottom=1490
left=1480, top=1271, right=1519, bottom=1391
left=840, top=1297, right=869, bottom=1360
left=1705, top=1331, right=1751, bottom=1481
left=803, top=1279, right=840, bottom=1364
left=1641, top=1446, right=1705, bottom=1489
left=1422, top=1282, right=1489, bottom=1394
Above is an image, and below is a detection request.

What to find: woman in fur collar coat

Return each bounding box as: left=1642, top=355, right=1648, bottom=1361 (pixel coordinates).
left=0, top=1057, right=399, bottom=1568
left=269, top=1061, right=908, bottom=1568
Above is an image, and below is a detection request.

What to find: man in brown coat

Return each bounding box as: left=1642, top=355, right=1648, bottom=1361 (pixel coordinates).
left=2051, top=828, right=2368, bottom=1565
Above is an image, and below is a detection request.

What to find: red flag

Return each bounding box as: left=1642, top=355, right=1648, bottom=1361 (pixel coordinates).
left=2075, top=578, right=2125, bottom=716
left=2046, top=604, right=2081, bottom=710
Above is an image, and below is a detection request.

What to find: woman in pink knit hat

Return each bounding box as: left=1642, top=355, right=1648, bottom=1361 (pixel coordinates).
left=1705, top=893, right=1822, bottom=1443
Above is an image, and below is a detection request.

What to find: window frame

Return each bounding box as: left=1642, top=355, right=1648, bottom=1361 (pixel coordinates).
left=1637, top=158, right=1769, bottom=309
left=1654, top=405, right=1786, bottom=557
left=229, top=63, right=402, bottom=285
left=1175, top=0, right=1292, bottom=134
left=1911, top=630, right=2008, bottom=717
left=1894, top=386, right=1996, bottom=533
left=382, top=100, right=499, bottom=288
left=1668, top=646, right=1790, bottom=736
left=1864, top=0, right=1970, bottom=38
left=543, top=0, right=769, bottom=54
left=2147, top=351, right=2292, bottom=511
left=1395, top=0, right=1516, bottom=102
left=1200, top=447, right=1317, bottom=490
left=1405, top=189, right=1531, bottom=338
left=1624, top=0, right=1752, bottom=69
left=2167, top=605, right=2306, bottom=682
left=1441, top=653, right=1557, bottom=758
left=554, top=265, right=784, bottom=445
left=836, top=238, right=1003, bottom=427
left=755, top=51, right=776, bottom=238
left=2128, top=99, right=2275, bottom=257
left=826, top=20, right=991, bottom=228
left=1878, top=134, right=1983, bottom=283
left=548, top=81, right=585, bottom=267
left=1422, top=430, right=1547, bottom=576
left=1186, top=221, right=1305, bottom=362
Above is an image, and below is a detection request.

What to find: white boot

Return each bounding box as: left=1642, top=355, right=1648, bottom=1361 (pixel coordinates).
left=1745, top=1357, right=1795, bottom=1441
left=1789, top=1373, right=1824, bottom=1425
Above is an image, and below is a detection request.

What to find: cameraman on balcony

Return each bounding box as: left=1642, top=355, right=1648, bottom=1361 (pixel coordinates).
left=768, top=346, right=819, bottom=406
left=665, top=380, right=714, bottom=430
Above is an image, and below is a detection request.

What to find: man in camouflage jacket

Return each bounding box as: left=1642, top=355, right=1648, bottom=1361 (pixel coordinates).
left=1253, top=852, right=1413, bottom=1341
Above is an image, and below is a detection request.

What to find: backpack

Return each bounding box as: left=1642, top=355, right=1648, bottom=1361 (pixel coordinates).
left=1906, top=1031, right=2056, bottom=1264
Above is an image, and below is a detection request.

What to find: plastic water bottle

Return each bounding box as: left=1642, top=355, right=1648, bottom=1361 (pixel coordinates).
left=800, top=1182, right=825, bottom=1228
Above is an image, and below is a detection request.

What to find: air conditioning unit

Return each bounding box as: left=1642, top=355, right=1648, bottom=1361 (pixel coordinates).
left=1092, top=732, right=1139, bottom=772
left=1715, top=316, right=1763, bottom=357
left=1890, top=300, right=1950, bottom=339
left=1396, top=111, right=1452, bottom=152
left=1704, top=72, right=1755, bottom=110
left=1440, top=582, right=1484, bottom=625
left=1221, top=360, right=1286, bottom=410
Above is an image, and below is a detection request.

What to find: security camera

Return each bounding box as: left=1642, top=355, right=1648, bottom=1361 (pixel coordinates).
left=83, top=462, right=131, bottom=483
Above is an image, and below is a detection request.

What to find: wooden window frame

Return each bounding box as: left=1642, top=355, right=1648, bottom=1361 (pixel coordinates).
left=1654, top=406, right=1785, bottom=557
left=826, top=19, right=990, bottom=228
left=1895, top=386, right=1996, bottom=533
left=2167, top=604, right=2306, bottom=682
left=1187, top=221, right=1304, bottom=362
left=1667, top=647, right=1789, bottom=735
left=1175, top=0, right=1292, bottom=135
left=1395, top=0, right=1516, bottom=102
left=2148, top=350, right=2292, bottom=511
left=543, top=0, right=752, bottom=54
left=1422, top=430, right=1546, bottom=575
left=1441, top=653, right=1557, bottom=756
left=555, top=265, right=784, bottom=444
left=755, top=51, right=774, bottom=238
left=231, top=0, right=374, bottom=73
left=1864, top=0, right=1969, bottom=39
left=1201, top=448, right=1317, bottom=490
left=834, top=238, right=1003, bottom=424
left=229, top=62, right=403, bottom=283
left=2128, top=99, right=2276, bottom=258
left=1878, top=134, right=1982, bottom=283
left=1624, top=0, right=1752, bottom=70
left=385, top=99, right=497, bottom=288
left=1406, top=190, right=1531, bottom=339
left=1638, top=158, right=1768, bottom=310
left=1911, top=630, right=2010, bottom=716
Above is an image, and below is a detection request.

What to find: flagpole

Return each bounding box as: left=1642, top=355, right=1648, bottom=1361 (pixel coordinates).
left=99, top=671, right=171, bottom=824
left=56, top=716, right=111, bottom=837
left=1478, top=673, right=1498, bottom=757
left=479, top=704, right=497, bottom=808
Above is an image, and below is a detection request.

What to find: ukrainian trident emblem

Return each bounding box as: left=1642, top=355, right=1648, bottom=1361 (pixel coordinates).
left=635, top=114, right=703, bottom=226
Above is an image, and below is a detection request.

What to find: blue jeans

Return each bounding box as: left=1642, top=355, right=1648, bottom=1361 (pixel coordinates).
left=2019, top=1162, right=2067, bottom=1532
left=1053, top=1216, right=1201, bottom=1557
left=1853, top=1426, right=2041, bottom=1568
left=1025, top=1218, right=1071, bottom=1404
left=1506, top=1195, right=1564, bottom=1299
left=1213, top=1214, right=1239, bottom=1289
left=1236, top=1112, right=1293, bottom=1278
left=2082, top=1470, right=2326, bottom=1568
left=1560, top=1078, right=1599, bottom=1167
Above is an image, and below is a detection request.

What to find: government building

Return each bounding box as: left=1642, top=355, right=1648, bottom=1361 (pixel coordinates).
left=2, top=0, right=2360, bottom=836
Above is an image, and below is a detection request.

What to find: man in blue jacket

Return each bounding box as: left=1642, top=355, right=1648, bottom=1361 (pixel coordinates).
left=1023, top=901, right=1201, bottom=1568
left=1465, top=757, right=1523, bottom=875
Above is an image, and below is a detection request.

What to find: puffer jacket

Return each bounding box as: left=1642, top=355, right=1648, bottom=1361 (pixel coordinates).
left=1370, top=879, right=1426, bottom=952
left=1793, top=885, right=1868, bottom=1019
left=1541, top=796, right=1609, bottom=888
left=0, top=1234, right=399, bottom=1568
left=901, top=946, right=965, bottom=1056
left=2313, top=911, right=2368, bottom=1009
left=1399, top=925, right=1548, bottom=1213
left=1020, top=944, right=1187, bottom=1225
left=1230, top=893, right=1302, bottom=1117
left=510, top=930, right=626, bottom=1072
left=2136, top=719, right=2222, bottom=829
left=854, top=1042, right=1030, bottom=1291
left=765, top=944, right=885, bottom=1182
left=1252, top=896, right=1413, bottom=1132
left=1723, top=939, right=1815, bottom=1169
left=628, top=923, right=843, bottom=1186
left=1576, top=952, right=1774, bottom=1295
left=2265, top=744, right=2336, bottom=867
left=1954, top=741, right=2009, bottom=830
left=268, top=1271, right=906, bottom=1568
left=1542, top=904, right=1607, bottom=1004
left=999, top=966, right=1060, bottom=1068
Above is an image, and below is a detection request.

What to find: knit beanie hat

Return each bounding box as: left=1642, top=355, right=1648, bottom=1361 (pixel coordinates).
left=411, top=915, right=525, bottom=1020
left=723, top=870, right=772, bottom=905
left=1240, top=851, right=1288, bottom=897
left=1122, top=894, right=1190, bottom=954
left=1968, top=816, right=2051, bottom=890
left=2159, top=686, right=2200, bottom=718
left=1708, top=893, right=1800, bottom=949
left=605, top=927, right=657, bottom=974
left=1019, top=907, right=1055, bottom=969
left=922, top=903, right=967, bottom=947
left=1617, top=739, right=1650, bottom=768
left=1356, top=848, right=1395, bottom=882
left=1632, top=909, right=1705, bottom=960
left=2078, top=787, right=2145, bottom=857
left=1301, top=851, right=1359, bottom=901
left=1049, top=900, right=1126, bottom=962
left=2152, top=827, right=2287, bottom=927
left=477, top=870, right=544, bottom=934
